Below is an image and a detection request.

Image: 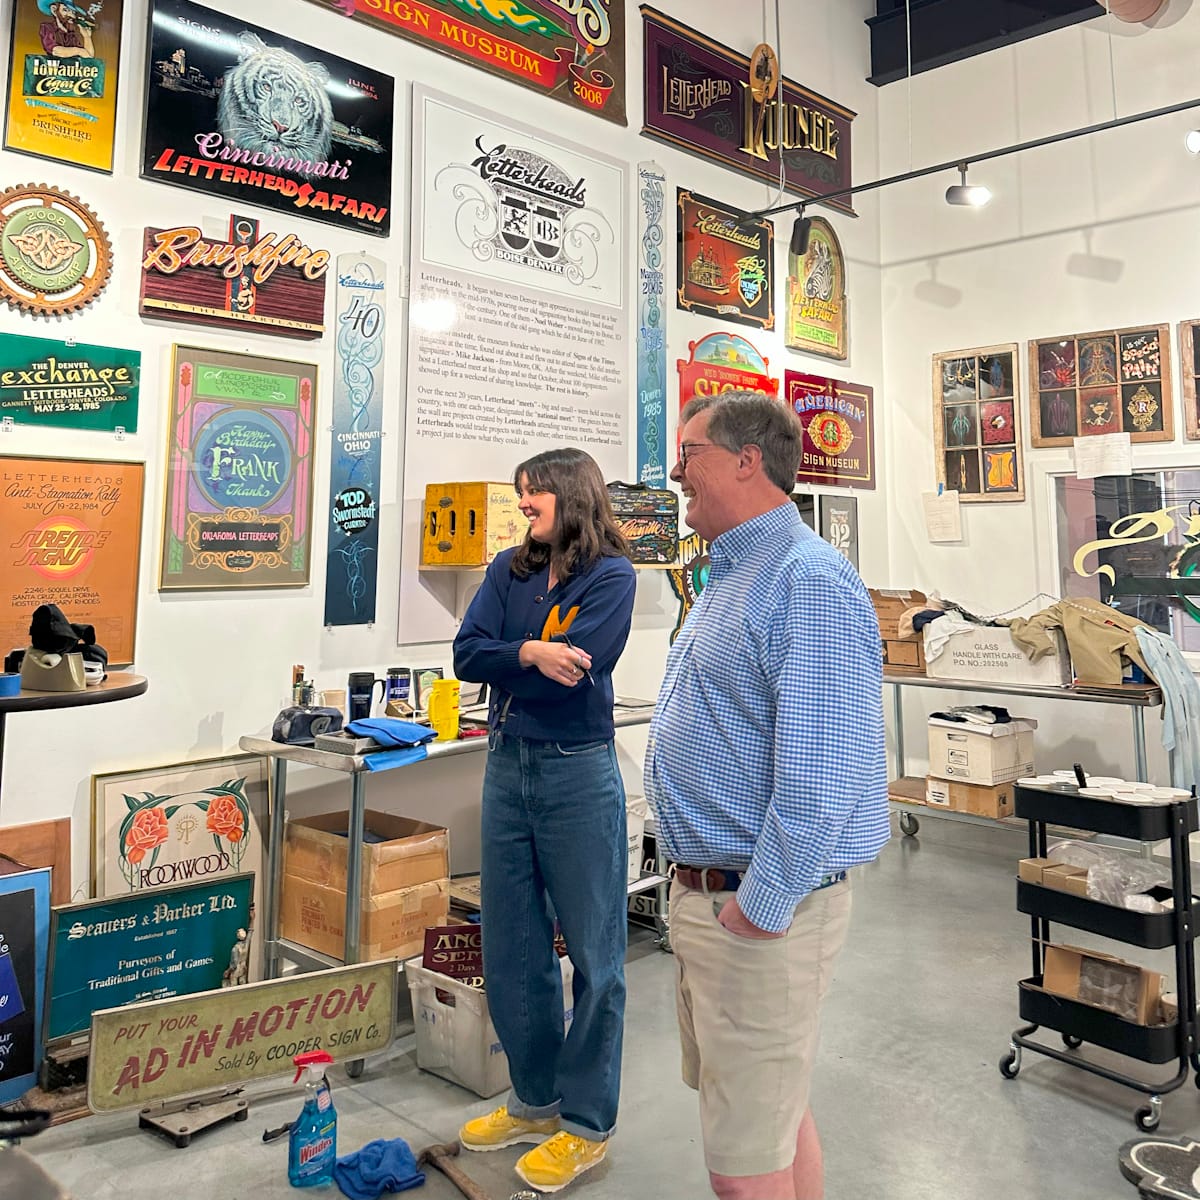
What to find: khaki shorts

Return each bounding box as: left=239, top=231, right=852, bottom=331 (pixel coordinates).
left=671, top=876, right=852, bottom=1177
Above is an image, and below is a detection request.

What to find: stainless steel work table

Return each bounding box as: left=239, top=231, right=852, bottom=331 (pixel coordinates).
left=240, top=700, right=663, bottom=979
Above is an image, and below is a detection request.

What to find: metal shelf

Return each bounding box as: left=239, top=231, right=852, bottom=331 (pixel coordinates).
left=243, top=700, right=658, bottom=981
left=885, top=674, right=1168, bottom=828
left=884, top=673, right=1162, bottom=707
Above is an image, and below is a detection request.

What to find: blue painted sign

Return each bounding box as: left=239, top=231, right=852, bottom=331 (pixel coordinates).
left=636, top=161, right=667, bottom=486
left=0, top=868, right=50, bottom=1103
left=324, top=254, right=385, bottom=626
left=46, top=874, right=253, bottom=1042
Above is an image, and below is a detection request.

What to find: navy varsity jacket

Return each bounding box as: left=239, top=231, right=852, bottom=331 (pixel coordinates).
left=453, top=547, right=636, bottom=743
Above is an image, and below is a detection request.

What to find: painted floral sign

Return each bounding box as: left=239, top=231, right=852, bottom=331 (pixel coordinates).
left=116, top=775, right=252, bottom=886
left=92, top=754, right=266, bottom=975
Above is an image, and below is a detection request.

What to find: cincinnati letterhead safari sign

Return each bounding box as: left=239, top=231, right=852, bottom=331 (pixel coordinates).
left=142, top=0, right=394, bottom=235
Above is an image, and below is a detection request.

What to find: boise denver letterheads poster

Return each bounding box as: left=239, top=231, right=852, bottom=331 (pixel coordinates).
left=142, top=0, right=394, bottom=235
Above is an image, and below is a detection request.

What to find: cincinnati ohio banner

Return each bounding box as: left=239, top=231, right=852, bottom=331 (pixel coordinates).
left=324, top=255, right=385, bottom=626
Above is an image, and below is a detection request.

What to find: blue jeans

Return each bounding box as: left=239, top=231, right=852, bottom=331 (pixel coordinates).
left=480, top=734, right=627, bottom=1139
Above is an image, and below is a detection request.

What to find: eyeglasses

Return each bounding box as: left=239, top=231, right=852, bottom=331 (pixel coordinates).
left=677, top=441, right=721, bottom=471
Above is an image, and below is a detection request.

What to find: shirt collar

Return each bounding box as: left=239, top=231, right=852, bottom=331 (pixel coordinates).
left=709, top=502, right=800, bottom=566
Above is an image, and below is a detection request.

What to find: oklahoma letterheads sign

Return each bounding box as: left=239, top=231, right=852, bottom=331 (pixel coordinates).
left=641, top=7, right=855, bottom=214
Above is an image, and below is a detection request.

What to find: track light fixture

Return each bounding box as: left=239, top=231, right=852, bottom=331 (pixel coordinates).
left=944, top=162, right=992, bottom=207
left=1186, top=129, right=1200, bottom=155
left=790, top=210, right=811, bottom=256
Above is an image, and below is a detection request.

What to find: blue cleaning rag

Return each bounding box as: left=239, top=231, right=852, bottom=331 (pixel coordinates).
left=334, top=1138, right=425, bottom=1199
left=363, top=745, right=429, bottom=772
left=347, top=718, right=438, bottom=748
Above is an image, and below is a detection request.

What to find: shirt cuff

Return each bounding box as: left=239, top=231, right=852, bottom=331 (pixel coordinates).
left=735, top=870, right=803, bottom=933
left=491, top=643, right=528, bottom=678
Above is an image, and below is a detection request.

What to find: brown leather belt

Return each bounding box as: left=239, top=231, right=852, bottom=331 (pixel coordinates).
left=674, top=866, right=847, bottom=893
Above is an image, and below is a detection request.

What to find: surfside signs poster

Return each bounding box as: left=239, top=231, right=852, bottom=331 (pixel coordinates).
left=141, top=0, right=394, bottom=235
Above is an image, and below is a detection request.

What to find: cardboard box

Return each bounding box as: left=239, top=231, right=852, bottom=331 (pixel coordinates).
left=1043, top=863, right=1089, bottom=897
left=1042, top=943, right=1163, bottom=1025
left=1018, top=856, right=1057, bottom=885
left=868, top=588, right=928, bottom=677
left=626, top=796, right=648, bottom=885
left=407, top=953, right=574, bottom=1098
left=926, top=626, right=1072, bottom=687
left=284, top=812, right=449, bottom=899
left=927, top=718, right=1035, bottom=786
left=421, top=482, right=524, bottom=566
left=607, top=483, right=678, bottom=565
left=926, top=776, right=1014, bottom=818
left=1018, top=857, right=1090, bottom=895
left=280, top=876, right=449, bottom=963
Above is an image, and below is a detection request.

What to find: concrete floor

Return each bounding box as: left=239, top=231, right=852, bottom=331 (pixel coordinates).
left=16, top=813, right=1192, bottom=1200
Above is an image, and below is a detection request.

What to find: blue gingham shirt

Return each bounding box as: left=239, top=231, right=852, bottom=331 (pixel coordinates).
left=645, top=502, right=889, bottom=932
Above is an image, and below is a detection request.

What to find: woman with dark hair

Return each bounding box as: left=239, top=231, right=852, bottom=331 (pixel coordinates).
left=453, top=447, right=636, bottom=1195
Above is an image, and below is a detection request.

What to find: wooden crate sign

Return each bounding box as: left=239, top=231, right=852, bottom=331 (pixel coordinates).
left=139, top=213, right=329, bottom=339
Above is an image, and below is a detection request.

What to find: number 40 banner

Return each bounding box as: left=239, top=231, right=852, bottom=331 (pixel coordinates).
left=324, top=255, right=386, bottom=627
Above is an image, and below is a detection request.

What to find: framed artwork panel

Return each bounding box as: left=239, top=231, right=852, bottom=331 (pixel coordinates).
left=818, top=494, right=859, bottom=571
left=159, top=345, right=317, bottom=590
left=933, top=343, right=1024, bottom=502
left=1177, top=320, right=1200, bottom=440
left=4, top=0, right=124, bottom=173
left=0, top=867, right=50, bottom=1103
left=91, top=753, right=267, bottom=979
left=0, top=454, right=144, bottom=664
left=1030, top=323, right=1173, bottom=446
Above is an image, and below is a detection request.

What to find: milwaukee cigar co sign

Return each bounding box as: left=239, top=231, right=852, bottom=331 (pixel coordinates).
left=89, top=961, right=396, bottom=1110
left=140, top=213, right=330, bottom=338
left=641, top=7, right=855, bottom=213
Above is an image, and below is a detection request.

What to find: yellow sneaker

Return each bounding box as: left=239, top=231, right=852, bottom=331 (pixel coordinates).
left=515, top=1131, right=608, bottom=1193
left=459, top=1105, right=560, bottom=1152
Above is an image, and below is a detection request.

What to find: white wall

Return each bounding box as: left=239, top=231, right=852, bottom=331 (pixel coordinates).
left=0, top=0, right=885, bottom=892
left=877, top=8, right=1200, bottom=781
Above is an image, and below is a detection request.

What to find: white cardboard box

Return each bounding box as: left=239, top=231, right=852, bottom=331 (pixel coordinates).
left=406, top=954, right=573, bottom=1099
left=626, top=796, right=649, bottom=885
left=927, top=717, right=1037, bottom=786
left=925, top=626, right=1072, bottom=688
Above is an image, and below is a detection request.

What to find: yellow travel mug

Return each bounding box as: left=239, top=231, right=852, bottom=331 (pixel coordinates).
left=428, top=678, right=461, bottom=741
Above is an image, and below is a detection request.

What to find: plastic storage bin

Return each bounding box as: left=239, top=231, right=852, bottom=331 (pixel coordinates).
left=406, top=954, right=574, bottom=1098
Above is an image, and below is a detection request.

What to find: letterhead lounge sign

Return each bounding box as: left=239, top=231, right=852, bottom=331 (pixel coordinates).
left=641, top=7, right=854, bottom=215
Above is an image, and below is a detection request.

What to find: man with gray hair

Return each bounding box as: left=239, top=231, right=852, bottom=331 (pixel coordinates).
left=645, top=390, right=888, bottom=1200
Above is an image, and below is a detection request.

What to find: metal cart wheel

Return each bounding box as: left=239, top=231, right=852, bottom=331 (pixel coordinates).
left=1062, top=1033, right=1083, bottom=1049
left=898, top=811, right=920, bottom=837
left=346, top=1059, right=364, bottom=1079
left=1135, top=1097, right=1162, bottom=1131
left=999, top=1046, right=1021, bottom=1078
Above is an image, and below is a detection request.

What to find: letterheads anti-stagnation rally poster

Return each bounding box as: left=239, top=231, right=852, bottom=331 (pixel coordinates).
left=142, top=0, right=394, bottom=235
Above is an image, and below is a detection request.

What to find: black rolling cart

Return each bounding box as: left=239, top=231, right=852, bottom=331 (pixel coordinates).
left=999, top=782, right=1200, bottom=1131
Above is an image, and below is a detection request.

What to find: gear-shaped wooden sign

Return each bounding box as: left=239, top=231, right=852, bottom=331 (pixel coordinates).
left=0, top=184, right=112, bottom=316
